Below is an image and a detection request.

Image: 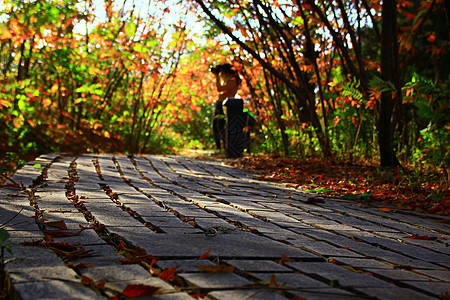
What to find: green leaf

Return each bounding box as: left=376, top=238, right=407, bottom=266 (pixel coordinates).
left=305, top=188, right=334, bottom=193
left=0, top=228, right=10, bottom=244
left=33, top=163, right=41, bottom=169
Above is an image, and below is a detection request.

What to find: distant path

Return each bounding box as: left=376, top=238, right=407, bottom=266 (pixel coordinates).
left=1, top=153, right=449, bottom=299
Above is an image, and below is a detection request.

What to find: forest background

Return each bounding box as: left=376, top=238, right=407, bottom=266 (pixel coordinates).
left=0, top=0, right=448, bottom=213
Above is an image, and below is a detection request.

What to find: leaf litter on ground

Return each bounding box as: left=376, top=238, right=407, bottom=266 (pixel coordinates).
left=228, top=155, right=449, bottom=216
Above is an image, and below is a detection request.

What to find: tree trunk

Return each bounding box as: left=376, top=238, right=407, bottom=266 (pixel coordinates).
left=378, top=0, right=401, bottom=167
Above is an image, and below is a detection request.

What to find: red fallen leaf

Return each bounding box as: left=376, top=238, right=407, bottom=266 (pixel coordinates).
left=80, top=276, right=105, bottom=294
left=305, top=197, right=325, bottom=204
left=199, top=249, right=210, bottom=260
left=277, top=254, right=293, bottom=265
left=66, top=262, right=93, bottom=271
left=81, top=275, right=92, bottom=285
left=122, top=284, right=159, bottom=298
left=268, top=274, right=278, bottom=288
left=428, top=204, right=443, bottom=213
left=79, top=196, right=89, bottom=199
left=120, top=259, right=141, bottom=265
left=48, top=209, right=72, bottom=213
left=379, top=207, right=392, bottom=211
left=403, top=235, right=437, bottom=240
left=195, top=265, right=235, bottom=273
left=45, top=241, right=83, bottom=252
left=45, top=220, right=68, bottom=230
left=158, top=267, right=177, bottom=281
left=46, top=229, right=83, bottom=237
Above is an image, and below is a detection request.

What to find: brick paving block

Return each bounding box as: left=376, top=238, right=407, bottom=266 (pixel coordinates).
left=69, top=244, right=124, bottom=266
left=157, top=259, right=217, bottom=273
left=106, top=184, right=139, bottom=194
left=179, top=273, right=253, bottom=289
left=225, top=260, right=292, bottom=273
left=417, top=269, right=450, bottom=282
left=127, top=203, right=171, bottom=216
left=85, top=206, right=139, bottom=227
left=118, top=194, right=153, bottom=204
left=356, top=287, right=436, bottom=300
left=42, top=210, right=89, bottom=223
left=106, top=225, right=156, bottom=244
left=193, top=217, right=235, bottom=229
left=242, top=223, right=287, bottom=235
left=42, top=217, right=91, bottom=231
left=8, top=173, right=35, bottom=187
left=289, top=289, right=362, bottom=300
left=399, top=280, right=450, bottom=296
left=264, top=231, right=316, bottom=243
left=296, top=241, right=365, bottom=257
left=12, top=280, right=105, bottom=300
left=207, top=290, right=289, bottom=300
left=50, top=227, right=108, bottom=246
left=8, top=266, right=78, bottom=283
left=75, top=187, right=109, bottom=199
left=35, top=181, right=66, bottom=192
left=287, top=262, right=394, bottom=288
left=0, top=206, right=36, bottom=231
left=252, top=273, right=331, bottom=288
left=369, top=249, right=442, bottom=269
left=35, top=191, right=74, bottom=209
left=80, top=264, right=151, bottom=282
left=366, top=267, right=441, bottom=281
left=161, top=227, right=204, bottom=234
left=139, top=232, right=319, bottom=259
left=334, top=257, right=393, bottom=269
left=5, top=246, right=65, bottom=269
left=6, top=230, right=44, bottom=244
left=142, top=216, right=192, bottom=228
left=403, top=240, right=450, bottom=255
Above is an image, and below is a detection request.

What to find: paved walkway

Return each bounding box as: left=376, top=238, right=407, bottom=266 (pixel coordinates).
left=1, top=153, right=449, bottom=299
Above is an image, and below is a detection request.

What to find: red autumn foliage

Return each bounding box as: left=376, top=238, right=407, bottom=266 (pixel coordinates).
left=122, top=284, right=160, bottom=298
left=229, top=155, right=449, bottom=216
left=158, top=267, right=177, bottom=282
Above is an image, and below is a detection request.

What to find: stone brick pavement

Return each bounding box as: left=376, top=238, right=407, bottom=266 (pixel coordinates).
left=1, top=153, right=449, bottom=299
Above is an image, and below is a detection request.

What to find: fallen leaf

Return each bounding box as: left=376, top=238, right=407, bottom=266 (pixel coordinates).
left=305, top=197, right=325, bottom=204
left=66, top=262, right=93, bottom=271
left=379, top=207, right=392, bottom=211
left=158, top=267, right=177, bottom=281
left=199, top=249, right=210, bottom=260
left=268, top=274, right=278, bottom=288
left=403, top=235, right=437, bottom=240
left=46, top=229, right=83, bottom=237
left=45, top=220, right=68, bottom=230
left=195, top=265, right=235, bottom=273
left=277, top=254, right=293, bottom=265
left=122, top=284, right=160, bottom=298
